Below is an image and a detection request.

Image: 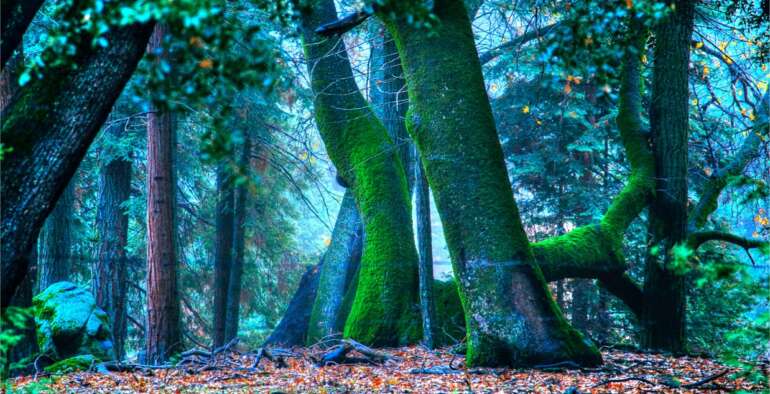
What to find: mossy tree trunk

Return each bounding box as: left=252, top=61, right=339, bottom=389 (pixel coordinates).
left=306, top=191, right=363, bottom=344
left=384, top=0, right=600, bottom=367
left=301, top=0, right=421, bottom=346
left=0, top=10, right=153, bottom=305
left=641, top=0, right=695, bottom=353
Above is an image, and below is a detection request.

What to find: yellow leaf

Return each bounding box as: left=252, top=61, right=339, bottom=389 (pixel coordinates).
left=703, top=166, right=712, bottom=176
left=641, top=54, right=648, bottom=64
left=198, top=59, right=213, bottom=69
left=702, top=65, right=710, bottom=78
left=521, top=105, right=530, bottom=114
left=749, top=112, right=756, bottom=121
left=718, top=41, right=728, bottom=51
left=322, top=236, right=331, bottom=246
left=564, top=82, right=572, bottom=94
left=536, top=119, right=543, bottom=126
left=694, top=41, right=704, bottom=49
left=692, top=98, right=699, bottom=106
left=625, top=0, right=633, bottom=8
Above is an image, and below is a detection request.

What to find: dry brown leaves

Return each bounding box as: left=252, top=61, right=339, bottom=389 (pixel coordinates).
left=10, top=347, right=767, bottom=393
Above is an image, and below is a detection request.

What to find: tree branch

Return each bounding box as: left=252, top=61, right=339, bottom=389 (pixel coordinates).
left=687, top=230, right=768, bottom=252
left=479, top=22, right=562, bottom=65
left=314, top=9, right=373, bottom=36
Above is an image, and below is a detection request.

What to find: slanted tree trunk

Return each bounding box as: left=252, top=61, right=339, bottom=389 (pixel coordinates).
left=213, top=163, right=234, bottom=347
left=0, top=0, right=44, bottom=70
left=225, top=136, right=251, bottom=341
left=383, top=0, right=600, bottom=366
left=414, top=156, right=436, bottom=348
left=0, top=7, right=154, bottom=305
left=264, top=264, right=322, bottom=346
left=93, top=111, right=132, bottom=360
left=641, top=0, right=695, bottom=353
left=145, top=24, right=181, bottom=365
left=302, top=0, right=421, bottom=346
left=38, top=181, right=74, bottom=290
left=306, top=191, right=363, bottom=344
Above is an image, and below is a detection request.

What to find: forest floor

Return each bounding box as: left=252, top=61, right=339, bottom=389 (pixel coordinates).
left=9, top=346, right=768, bottom=393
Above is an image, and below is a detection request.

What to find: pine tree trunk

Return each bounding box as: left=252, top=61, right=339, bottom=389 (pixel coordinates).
left=145, top=24, right=181, bottom=365
left=641, top=0, right=694, bottom=353
left=93, top=110, right=132, bottom=360
left=38, top=181, right=74, bottom=290
left=213, top=163, right=234, bottom=347
left=415, top=156, right=436, bottom=348
left=302, top=0, right=421, bottom=346
left=0, top=11, right=153, bottom=305
left=384, top=0, right=600, bottom=366
left=225, top=137, right=251, bottom=341
left=306, top=191, right=363, bottom=344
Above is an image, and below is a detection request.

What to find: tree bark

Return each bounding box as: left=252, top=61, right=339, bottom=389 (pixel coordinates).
left=0, top=0, right=44, bottom=70
left=302, top=0, right=421, bottom=346
left=0, top=11, right=154, bottom=305
left=224, top=137, right=251, bottom=341
left=38, top=181, right=74, bottom=290
left=93, top=111, right=132, bottom=360
left=213, top=163, right=234, bottom=347
left=145, top=24, right=181, bottom=365
left=641, top=0, right=695, bottom=353
left=383, top=0, right=600, bottom=367
left=414, top=155, right=436, bottom=348
left=306, top=191, right=363, bottom=344
left=264, top=264, right=322, bottom=346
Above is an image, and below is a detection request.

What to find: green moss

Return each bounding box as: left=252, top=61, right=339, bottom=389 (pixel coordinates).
left=44, top=355, right=96, bottom=374
left=301, top=0, right=420, bottom=346
left=432, top=280, right=465, bottom=346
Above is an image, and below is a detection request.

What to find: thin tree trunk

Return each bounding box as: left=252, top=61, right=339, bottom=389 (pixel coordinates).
left=642, top=0, right=695, bottom=353
left=570, top=279, right=591, bottom=334
left=225, top=137, right=250, bottom=341
left=414, top=156, right=436, bottom=348
left=38, top=181, right=74, bottom=290
left=93, top=110, right=132, bottom=360
left=145, top=24, right=181, bottom=365
left=0, top=7, right=153, bottom=305
left=213, top=162, right=234, bottom=347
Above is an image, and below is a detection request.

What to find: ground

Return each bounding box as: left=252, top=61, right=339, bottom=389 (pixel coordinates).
left=9, top=346, right=767, bottom=393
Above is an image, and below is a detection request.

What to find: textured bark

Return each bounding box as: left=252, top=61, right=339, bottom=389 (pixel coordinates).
left=145, top=24, right=181, bottom=365
left=213, top=163, right=234, bottom=347
left=302, top=0, right=421, bottom=346
left=264, top=264, right=322, bottom=346
left=93, top=113, right=132, bottom=360
left=384, top=0, right=600, bottom=367
left=225, top=137, right=251, bottom=341
left=0, top=12, right=154, bottom=306
left=641, top=0, right=695, bottom=353
left=306, top=191, right=363, bottom=344
left=570, top=279, right=591, bottom=334
left=38, top=182, right=74, bottom=290
left=0, top=0, right=44, bottom=70
left=415, top=156, right=436, bottom=348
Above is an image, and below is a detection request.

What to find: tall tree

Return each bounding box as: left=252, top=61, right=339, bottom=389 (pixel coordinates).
left=0, top=2, right=154, bottom=304
left=379, top=0, right=601, bottom=367
left=414, top=155, right=436, bottom=348
left=145, top=24, right=181, bottom=365
left=641, top=0, right=696, bottom=353
left=301, top=0, right=421, bottom=346
left=225, top=136, right=251, bottom=341
left=213, top=163, right=234, bottom=347
left=38, top=182, right=74, bottom=290
left=93, top=110, right=132, bottom=360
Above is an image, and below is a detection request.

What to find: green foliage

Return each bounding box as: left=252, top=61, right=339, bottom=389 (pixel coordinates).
left=0, top=307, right=34, bottom=378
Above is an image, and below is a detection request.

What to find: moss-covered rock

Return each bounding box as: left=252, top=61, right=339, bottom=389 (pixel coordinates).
left=43, top=354, right=96, bottom=374
left=33, top=282, right=115, bottom=363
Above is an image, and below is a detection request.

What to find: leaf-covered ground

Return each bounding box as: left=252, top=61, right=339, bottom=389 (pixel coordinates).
left=10, top=347, right=768, bottom=393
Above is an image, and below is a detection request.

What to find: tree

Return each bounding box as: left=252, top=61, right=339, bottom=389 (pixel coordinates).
left=379, top=0, right=601, bottom=366
left=213, top=162, right=235, bottom=347
left=0, top=0, right=44, bottom=70
left=301, top=0, right=421, bottom=346
left=38, top=182, right=74, bottom=290
left=93, top=110, right=133, bottom=360
left=225, top=135, right=251, bottom=341
left=145, top=24, right=181, bottom=365
left=0, top=0, right=154, bottom=304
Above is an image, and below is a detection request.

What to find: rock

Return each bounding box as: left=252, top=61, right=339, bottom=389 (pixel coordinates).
left=44, top=354, right=96, bottom=374
left=33, top=282, right=115, bottom=363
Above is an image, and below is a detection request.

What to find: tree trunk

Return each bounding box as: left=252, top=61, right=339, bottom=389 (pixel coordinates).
left=383, top=0, right=600, bottom=366
left=93, top=111, right=132, bottom=360
left=306, top=191, right=363, bottom=344
left=225, top=137, right=251, bottom=341
left=641, top=0, right=695, bottom=353
left=145, top=24, right=181, bottom=365
left=38, top=181, right=74, bottom=290
left=0, top=10, right=154, bottom=305
left=302, top=0, right=421, bottom=346
left=264, top=264, right=322, bottom=346
left=414, top=155, right=436, bottom=348
left=0, top=0, right=44, bottom=70
left=213, top=163, right=234, bottom=347
left=570, top=279, right=591, bottom=334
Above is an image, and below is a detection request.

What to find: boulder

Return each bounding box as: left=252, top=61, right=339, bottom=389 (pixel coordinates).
left=33, top=282, right=115, bottom=364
